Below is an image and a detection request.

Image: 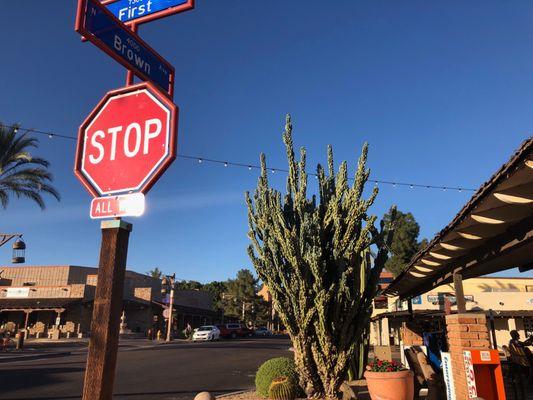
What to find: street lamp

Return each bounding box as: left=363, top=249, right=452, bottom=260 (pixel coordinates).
left=161, top=273, right=176, bottom=342
left=222, top=293, right=254, bottom=325
left=12, top=238, right=26, bottom=264
left=0, top=234, right=25, bottom=264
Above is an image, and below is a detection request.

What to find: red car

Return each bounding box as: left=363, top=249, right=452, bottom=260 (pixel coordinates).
left=217, top=323, right=254, bottom=339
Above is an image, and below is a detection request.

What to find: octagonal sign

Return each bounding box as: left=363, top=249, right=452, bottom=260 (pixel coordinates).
left=75, top=82, right=178, bottom=197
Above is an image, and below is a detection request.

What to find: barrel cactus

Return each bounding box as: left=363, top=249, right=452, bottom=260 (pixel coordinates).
left=268, top=376, right=297, bottom=400
left=255, top=357, right=299, bottom=397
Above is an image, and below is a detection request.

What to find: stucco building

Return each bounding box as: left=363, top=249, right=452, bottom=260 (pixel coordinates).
left=0, top=265, right=217, bottom=337
left=370, top=276, right=533, bottom=349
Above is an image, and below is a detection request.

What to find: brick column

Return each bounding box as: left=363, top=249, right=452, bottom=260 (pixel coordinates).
left=445, top=313, right=490, bottom=400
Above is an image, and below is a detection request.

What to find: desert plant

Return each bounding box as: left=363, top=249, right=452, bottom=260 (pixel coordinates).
left=255, top=357, right=299, bottom=398
left=268, top=376, right=297, bottom=400
left=246, top=115, right=396, bottom=399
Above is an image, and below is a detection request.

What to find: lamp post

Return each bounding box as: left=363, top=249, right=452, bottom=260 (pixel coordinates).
left=161, top=273, right=176, bottom=342
left=0, top=234, right=25, bottom=264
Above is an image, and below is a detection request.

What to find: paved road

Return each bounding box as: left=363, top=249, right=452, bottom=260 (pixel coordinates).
left=0, top=337, right=292, bottom=400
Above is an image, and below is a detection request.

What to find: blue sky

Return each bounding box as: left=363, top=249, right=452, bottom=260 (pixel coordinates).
left=1, top=1, right=532, bottom=281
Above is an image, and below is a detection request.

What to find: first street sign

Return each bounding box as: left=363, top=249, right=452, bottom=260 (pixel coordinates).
left=75, top=0, right=175, bottom=96
left=103, top=0, right=194, bottom=25
left=74, top=82, right=178, bottom=197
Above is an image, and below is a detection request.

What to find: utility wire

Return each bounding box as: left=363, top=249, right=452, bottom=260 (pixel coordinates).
left=5, top=124, right=476, bottom=192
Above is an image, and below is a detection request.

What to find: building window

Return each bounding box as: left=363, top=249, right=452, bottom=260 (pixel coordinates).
left=22, top=282, right=36, bottom=286
left=374, top=298, right=388, bottom=309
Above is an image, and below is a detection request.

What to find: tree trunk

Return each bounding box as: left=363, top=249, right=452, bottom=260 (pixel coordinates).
left=292, top=333, right=325, bottom=398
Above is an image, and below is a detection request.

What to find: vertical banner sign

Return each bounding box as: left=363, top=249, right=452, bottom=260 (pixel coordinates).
left=103, top=0, right=194, bottom=25
left=463, top=350, right=477, bottom=398
left=441, top=352, right=456, bottom=400
left=75, top=0, right=175, bottom=97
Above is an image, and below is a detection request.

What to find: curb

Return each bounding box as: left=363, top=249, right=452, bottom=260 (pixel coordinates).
left=0, top=351, right=71, bottom=363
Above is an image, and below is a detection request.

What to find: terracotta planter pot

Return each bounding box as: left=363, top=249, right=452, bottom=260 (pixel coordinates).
left=364, top=370, right=414, bottom=400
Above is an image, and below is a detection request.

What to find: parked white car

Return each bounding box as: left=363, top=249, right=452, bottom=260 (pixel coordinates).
left=192, top=325, right=220, bottom=341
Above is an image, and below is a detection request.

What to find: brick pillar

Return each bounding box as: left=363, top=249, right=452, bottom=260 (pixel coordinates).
left=445, top=313, right=490, bottom=400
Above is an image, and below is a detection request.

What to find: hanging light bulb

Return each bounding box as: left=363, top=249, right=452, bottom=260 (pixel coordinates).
left=224, top=162, right=228, bottom=167
left=48, top=134, right=54, bottom=139
left=248, top=165, right=252, bottom=170
left=198, top=158, right=203, bottom=163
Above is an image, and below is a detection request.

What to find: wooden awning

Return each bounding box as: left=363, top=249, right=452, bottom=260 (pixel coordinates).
left=385, top=138, right=533, bottom=299
left=371, top=309, right=533, bottom=322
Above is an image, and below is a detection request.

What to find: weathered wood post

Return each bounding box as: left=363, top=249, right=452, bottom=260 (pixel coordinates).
left=453, top=271, right=467, bottom=313
left=82, top=219, right=132, bottom=400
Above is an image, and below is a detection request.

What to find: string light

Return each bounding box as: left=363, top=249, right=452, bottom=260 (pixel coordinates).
left=2, top=124, right=476, bottom=193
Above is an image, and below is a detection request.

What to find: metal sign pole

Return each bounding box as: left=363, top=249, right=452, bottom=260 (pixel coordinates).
left=166, top=283, right=174, bottom=342
left=82, top=219, right=132, bottom=400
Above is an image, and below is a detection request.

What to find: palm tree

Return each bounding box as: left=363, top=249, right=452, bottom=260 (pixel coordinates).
left=147, top=267, right=163, bottom=279
left=0, top=124, right=60, bottom=209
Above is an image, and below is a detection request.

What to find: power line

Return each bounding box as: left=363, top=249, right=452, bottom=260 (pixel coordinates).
left=4, top=124, right=476, bottom=192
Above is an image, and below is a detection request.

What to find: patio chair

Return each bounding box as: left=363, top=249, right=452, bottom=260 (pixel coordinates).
left=404, top=347, right=445, bottom=400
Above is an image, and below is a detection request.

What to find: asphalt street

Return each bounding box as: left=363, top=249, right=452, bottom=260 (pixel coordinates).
left=0, top=337, right=292, bottom=400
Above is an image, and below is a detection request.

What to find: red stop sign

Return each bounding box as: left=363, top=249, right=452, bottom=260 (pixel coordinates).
left=75, top=82, right=178, bottom=197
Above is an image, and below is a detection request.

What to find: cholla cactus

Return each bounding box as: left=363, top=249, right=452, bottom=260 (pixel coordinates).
left=246, top=115, right=395, bottom=399
left=268, top=376, right=297, bottom=400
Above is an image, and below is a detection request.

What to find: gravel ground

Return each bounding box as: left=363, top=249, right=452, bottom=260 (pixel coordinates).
left=215, top=380, right=369, bottom=400
left=216, top=391, right=262, bottom=400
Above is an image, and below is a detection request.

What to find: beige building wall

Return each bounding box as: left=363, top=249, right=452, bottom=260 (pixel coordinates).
left=371, top=276, right=533, bottom=348
left=0, top=265, right=162, bottom=335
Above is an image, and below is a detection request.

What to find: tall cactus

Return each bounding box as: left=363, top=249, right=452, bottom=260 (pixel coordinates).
left=246, top=115, right=396, bottom=399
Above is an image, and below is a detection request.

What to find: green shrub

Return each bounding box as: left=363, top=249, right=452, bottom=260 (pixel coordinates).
left=268, top=376, right=297, bottom=400
left=255, top=357, right=299, bottom=398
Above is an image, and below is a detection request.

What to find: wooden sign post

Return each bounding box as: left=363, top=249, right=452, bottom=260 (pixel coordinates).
left=82, top=219, right=132, bottom=400
left=74, top=0, right=191, bottom=397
